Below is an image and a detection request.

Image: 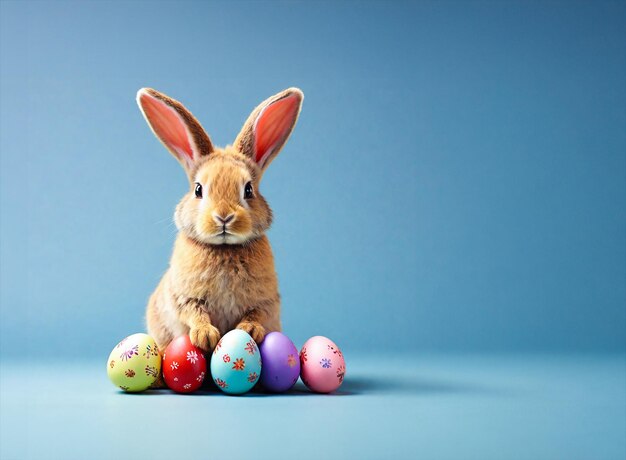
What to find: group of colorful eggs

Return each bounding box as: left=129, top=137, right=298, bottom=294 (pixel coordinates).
left=107, top=329, right=346, bottom=395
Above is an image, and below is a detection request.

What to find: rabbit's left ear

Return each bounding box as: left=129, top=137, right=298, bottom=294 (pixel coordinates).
left=235, top=88, right=303, bottom=173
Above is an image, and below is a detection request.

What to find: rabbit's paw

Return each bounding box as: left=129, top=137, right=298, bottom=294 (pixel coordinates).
left=190, top=324, right=221, bottom=352
left=236, top=321, right=266, bottom=344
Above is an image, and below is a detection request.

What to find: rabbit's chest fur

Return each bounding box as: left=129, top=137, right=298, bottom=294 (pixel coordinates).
left=164, top=234, right=278, bottom=334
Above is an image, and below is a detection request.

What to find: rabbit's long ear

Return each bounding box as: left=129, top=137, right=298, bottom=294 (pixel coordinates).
left=234, top=88, right=303, bottom=173
left=137, top=88, right=214, bottom=175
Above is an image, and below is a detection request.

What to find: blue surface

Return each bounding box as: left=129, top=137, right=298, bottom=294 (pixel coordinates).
left=1, top=1, right=625, bottom=358
left=1, top=353, right=625, bottom=460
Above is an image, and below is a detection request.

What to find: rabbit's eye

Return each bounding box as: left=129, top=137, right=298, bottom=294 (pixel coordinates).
left=244, top=182, right=254, bottom=200
left=194, top=183, right=203, bottom=199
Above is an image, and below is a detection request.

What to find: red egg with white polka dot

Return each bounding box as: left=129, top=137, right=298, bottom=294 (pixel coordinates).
left=162, top=335, right=207, bottom=393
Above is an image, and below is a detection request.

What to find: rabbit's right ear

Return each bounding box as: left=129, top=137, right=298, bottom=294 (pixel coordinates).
left=136, top=88, right=214, bottom=176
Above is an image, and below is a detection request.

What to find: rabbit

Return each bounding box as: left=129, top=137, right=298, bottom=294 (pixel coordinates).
left=136, top=87, right=303, bottom=353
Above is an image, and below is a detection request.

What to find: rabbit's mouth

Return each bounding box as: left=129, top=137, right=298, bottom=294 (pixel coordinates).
left=202, top=229, right=244, bottom=245
left=194, top=213, right=254, bottom=245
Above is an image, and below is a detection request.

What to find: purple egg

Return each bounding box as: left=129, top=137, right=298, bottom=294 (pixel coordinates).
left=259, top=332, right=301, bottom=392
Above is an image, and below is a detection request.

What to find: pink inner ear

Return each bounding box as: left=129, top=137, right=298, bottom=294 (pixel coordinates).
left=254, top=94, right=299, bottom=165
left=140, top=93, right=194, bottom=162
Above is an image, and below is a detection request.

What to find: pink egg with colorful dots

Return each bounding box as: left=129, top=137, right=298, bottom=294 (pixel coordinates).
left=299, top=336, right=346, bottom=393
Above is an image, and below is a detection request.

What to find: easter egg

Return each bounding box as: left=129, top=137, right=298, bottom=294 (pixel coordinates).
left=210, top=329, right=262, bottom=395
left=107, top=333, right=162, bottom=392
left=299, top=336, right=346, bottom=393
left=259, top=332, right=300, bottom=392
left=162, top=335, right=207, bottom=393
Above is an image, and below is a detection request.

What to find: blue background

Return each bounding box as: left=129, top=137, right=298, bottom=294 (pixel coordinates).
left=1, top=1, right=624, bottom=357
left=1, top=2, right=625, bottom=460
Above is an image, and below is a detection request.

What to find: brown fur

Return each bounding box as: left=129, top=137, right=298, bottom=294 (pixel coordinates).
left=137, top=88, right=303, bottom=352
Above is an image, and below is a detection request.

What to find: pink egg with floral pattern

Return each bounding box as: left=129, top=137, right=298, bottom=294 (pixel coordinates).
left=299, top=336, right=346, bottom=393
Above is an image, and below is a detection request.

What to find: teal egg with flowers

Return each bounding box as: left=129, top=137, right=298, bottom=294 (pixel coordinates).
left=210, top=329, right=262, bottom=395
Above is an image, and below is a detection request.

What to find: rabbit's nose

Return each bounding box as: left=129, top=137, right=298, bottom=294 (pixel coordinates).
left=213, top=213, right=235, bottom=225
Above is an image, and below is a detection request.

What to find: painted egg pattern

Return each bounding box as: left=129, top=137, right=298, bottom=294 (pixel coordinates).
left=299, top=336, right=346, bottom=393
left=162, top=335, right=207, bottom=393
left=107, top=333, right=162, bottom=392
left=259, top=332, right=300, bottom=392
left=210, top=329, right=262, bottom=395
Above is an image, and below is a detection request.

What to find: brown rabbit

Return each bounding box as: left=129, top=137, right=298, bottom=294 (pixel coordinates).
left=136, top=87, right=303, bottom=352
